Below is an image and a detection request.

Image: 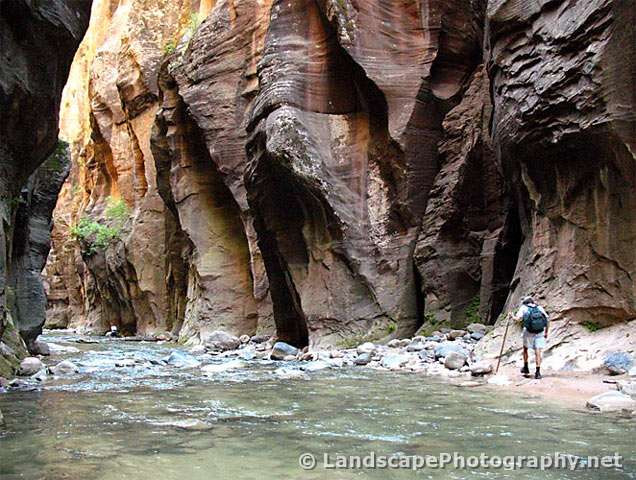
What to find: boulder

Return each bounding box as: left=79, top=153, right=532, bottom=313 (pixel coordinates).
left=406, top=341, right=426, bottom=352
left=50, top=360, right=80, bottom=375
left=603, top=352, right=634, bottom=375
left=164, top=351, right=201, bottom=369
left=356, top=342, right=376, bottom=354
left=381, top=354, right=409, bottom=370
left=300, top=360, right=330, bottom=372
left=448, top=330, right=467, bottom=341
left=270, top=342, right=299, bottom=360
left=470, top=360, right=493, bottom=376
left=18, top=357, right=45, bottom=376
left=586, top=391, right=636, bottom=413
left=189, top=345, right=207, bottom=355
left=30, top=341, right=51, bottom=356
left=434, top=342, right=468, bottom=359
left=354, top=353, right=372, bottom=366
left=444, top=352, right=467, bottom=370
left=466, top=323, right=487, bottom=334
left=204, top=331, right=241, bottom=352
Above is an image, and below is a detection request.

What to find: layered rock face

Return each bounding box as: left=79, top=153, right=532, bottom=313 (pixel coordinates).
left=475, top=0, right=636, bottom=369
left=0, top=0, right=90, bottom=373
left=46, top=0, right=634, bottom=360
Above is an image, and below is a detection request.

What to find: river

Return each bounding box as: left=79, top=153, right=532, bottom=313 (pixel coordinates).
left=0, top=332, right=634, bottom=479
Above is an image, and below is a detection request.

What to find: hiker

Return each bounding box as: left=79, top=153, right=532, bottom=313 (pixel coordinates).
left=515, top=296, right=549, bottom=379
left=105, top=326, right=120, bottom=338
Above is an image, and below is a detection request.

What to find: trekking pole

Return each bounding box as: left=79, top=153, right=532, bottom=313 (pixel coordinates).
left=495, top=313, right=511, bottom=374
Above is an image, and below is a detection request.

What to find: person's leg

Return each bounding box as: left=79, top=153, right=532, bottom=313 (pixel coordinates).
left=534, top=348, right=542, bottom=378
left=521, top=346, right=529, bottom=375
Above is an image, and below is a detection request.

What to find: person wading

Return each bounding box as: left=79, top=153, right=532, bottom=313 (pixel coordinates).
left=515, top=296, right=549, bottom=379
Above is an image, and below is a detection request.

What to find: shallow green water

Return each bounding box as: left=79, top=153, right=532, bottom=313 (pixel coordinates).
left=0, top=332, right=634, bottom=479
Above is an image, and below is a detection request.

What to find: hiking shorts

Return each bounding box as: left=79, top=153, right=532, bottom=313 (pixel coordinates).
left=522, top=329, right=546, bottom=350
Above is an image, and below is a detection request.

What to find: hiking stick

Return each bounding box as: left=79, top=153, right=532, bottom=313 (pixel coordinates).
left=495, top=313, right=511, bottom=374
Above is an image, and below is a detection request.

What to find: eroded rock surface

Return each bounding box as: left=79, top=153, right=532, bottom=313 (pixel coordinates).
left=45, top=0, right=635, bottom=363
left=0, top=0, right=91, bottom=371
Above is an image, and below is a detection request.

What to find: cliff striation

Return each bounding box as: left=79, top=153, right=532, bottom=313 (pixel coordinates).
left=45, top=0, right=634, bottom=366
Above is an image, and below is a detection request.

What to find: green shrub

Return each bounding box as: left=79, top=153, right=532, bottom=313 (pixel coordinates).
left=189, top=12, right=201, bottom=33
left=464, top=295, right=481, bottom=324
left=104, top=196, right=129, bottom=223
left=164, top=40, right=176, bottom=55
left=386, top=322, right=397, bottom=334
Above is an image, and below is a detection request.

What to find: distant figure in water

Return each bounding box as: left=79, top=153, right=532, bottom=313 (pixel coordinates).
left=105, top=326, right=120, bottom=338
left=515, top=296, right=549, bottom=379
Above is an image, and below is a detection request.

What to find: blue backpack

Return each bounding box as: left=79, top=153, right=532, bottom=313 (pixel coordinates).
left=523, top=305, right=547, bottom=333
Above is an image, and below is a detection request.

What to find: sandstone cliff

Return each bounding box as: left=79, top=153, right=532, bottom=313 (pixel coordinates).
left=0, top=0, right=91, bottom=375
left=45, top=0, right=634, bottom=366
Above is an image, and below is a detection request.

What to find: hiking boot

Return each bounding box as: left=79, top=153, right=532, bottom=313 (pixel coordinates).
left=534, top=371, right=542, bottom=379
left=521, top=365, right=529, bottom=375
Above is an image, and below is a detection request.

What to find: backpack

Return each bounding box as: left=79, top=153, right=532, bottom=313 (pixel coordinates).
left=523, top=305, right=547, bottom=333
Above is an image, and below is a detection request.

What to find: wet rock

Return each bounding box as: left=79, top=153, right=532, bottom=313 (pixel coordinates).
left=470, top=331, right=485, bottom=341
left=381, top=354, right=409, bottom=370
left=434, top=342, right=468, bottom=359
left=115, top=359, right=137, bottom=368
left=617, top=381, right=636, bottom=398
left=18, top=357, right=45, bottom=376
left=587, top=391, right=636, bottom=413
left=270, top=342, right=299, bottom=360
left=155, top=332, right=173, bottom=342
left=603, top=352, right=634, bottom=376
left=48, top=343, right=80, bottom=354
left=330, top=350, right=344, bottom=359
left=201, top=359, right=247, bottom=375
left=76, top=338, right=99, bottom=344
left=274, top=367, right=309, bottom=380
left=356, top=343, right=376, bottom=355
left=448, top=330, right=467, bottom=341
left=30, top=342, right=50, bottom=356
left=162, top=419, right=213, bottom=431
left=470, top=361, right=493, bottom=377
left=444, top=352, right=467, bottom=370
left=0, top=408, right=3, bottom=426
left=204, top=331, right=241, bottom=352
left=164, top=351, right=201, bottom=369
left=327, top=358, right=344, bottom=368
left=51, top=360, right=80, bottom=375
left=418, top=350, right=435, bottom=362
left=406, top=341, right=426, bottom=352
left=300, top=361, right=330, bottom=372
left=355, top=353, right=372, bottom=366
left=32, top=369, right=48, bottom=382
left=387, top=339, right=402, bottom=348
left=190, top=345, right=207, bottom=355
left=238, top=348, right=256, bottom=361
left=250, top=335, right=270, bottom=344
left=239, top=335, right=250, bottom=344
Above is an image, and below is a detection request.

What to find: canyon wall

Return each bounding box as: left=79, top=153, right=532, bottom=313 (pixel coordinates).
left=45, top=0, right=634, bottom=361
left=0, top=0, right=91, bottom=375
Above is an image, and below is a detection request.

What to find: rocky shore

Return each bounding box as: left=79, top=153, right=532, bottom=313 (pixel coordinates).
left=4, top=328, right=635, bottom=418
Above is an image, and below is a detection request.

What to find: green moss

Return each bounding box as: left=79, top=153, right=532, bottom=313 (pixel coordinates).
left=164, top=40, right=176, bottom=55
left=581, top=321, right=601, bottom=332
left=415, top=313, right=450, bottom=337
left=70, top=217, right=122, bottom=255
left=104, top=196, right=130, bottom=223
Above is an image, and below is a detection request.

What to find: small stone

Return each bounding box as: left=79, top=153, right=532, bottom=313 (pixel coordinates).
left=629, top=366, right=636, bottom=377
left=155, top=332, right=173, bottom=341
left=250, top=334, right=270, bottom=344
left=355, top=353, right=372, bottom=366
left=470, top=360, right=493, bottom=376
left=270, top=341, right=299, bottom=360
left=203, top=331, right=241, bottom=352
left=330, top=349, right=344, bottom=358
left=418, top=350, right=434, bottom=362
left=30, top=341, right=51, bottom=356
left=406, top=341, right=425, bottom=352
left=282, top=354, right=296, bottom=361
left=448, top=330, right=467, bottom=341
left=299, top=352, right=315, bottom=361
left=239, top=334, right=250, bottom=344
left=238, top=348, right=256, bottom=361
left=327, top=358, right=344, bottom=368
left=444, top=352, right=467, bottom=370
left=18, top=357, right=45, bottom=376
left=356, top=342, right=376, bottom=354
left=603, top=352, right=633, bottom=376
left=587, top=391, right=636, bottom=413
left=387, top=339, right=402, bottom=348
left=190, top=345, right=207, bottom=355
left=50, top=360, right=80, bottom=375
